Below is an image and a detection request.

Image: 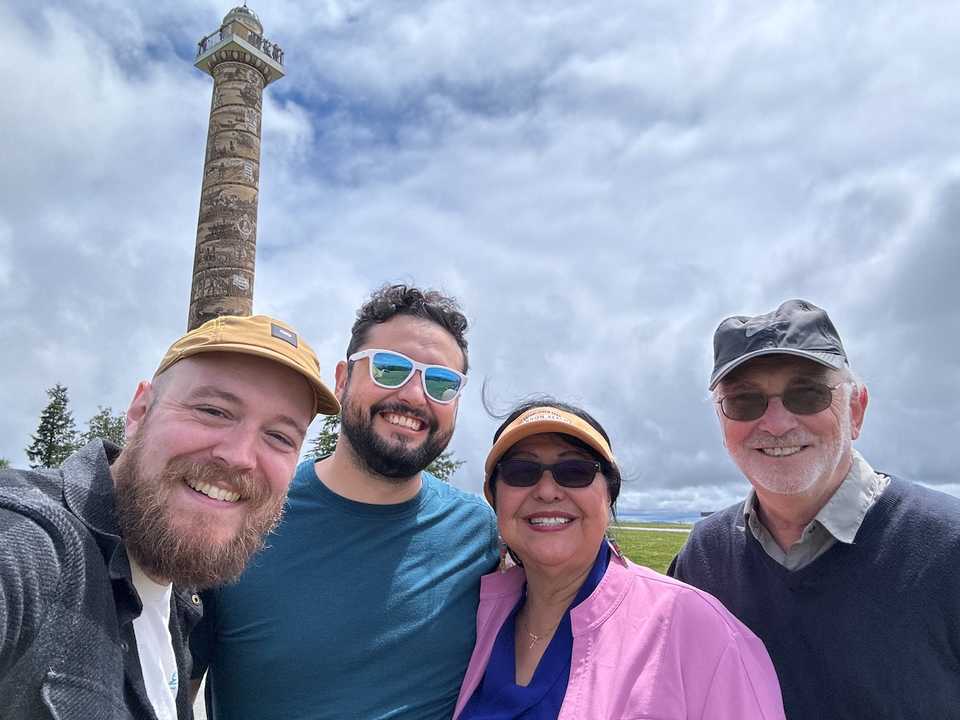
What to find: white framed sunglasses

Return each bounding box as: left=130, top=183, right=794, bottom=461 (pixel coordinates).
left=348, top=349, right=467, bottom=404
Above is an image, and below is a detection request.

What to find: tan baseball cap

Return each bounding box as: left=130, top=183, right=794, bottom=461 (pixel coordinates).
left=155, top=315, right=340, bottom=417
left=483, top=406, right=615, bottom=506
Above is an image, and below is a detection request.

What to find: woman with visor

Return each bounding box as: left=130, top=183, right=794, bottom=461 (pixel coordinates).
left=452, top=400, right=785, bottom=720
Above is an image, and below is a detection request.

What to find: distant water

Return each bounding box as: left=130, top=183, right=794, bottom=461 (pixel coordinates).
left=615, top=509, right=703, bottom=524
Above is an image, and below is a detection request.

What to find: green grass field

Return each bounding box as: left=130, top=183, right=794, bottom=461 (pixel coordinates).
left=610, top=523, right=691, bottom=573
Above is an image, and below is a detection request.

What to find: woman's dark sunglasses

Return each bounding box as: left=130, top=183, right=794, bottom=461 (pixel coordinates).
left=718, top=381, right=845, bottom=422
left=496, top=459, right=600, bottom=488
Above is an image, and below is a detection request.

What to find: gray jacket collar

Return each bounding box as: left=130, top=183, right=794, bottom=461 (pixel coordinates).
left=61, top=439, right=134, bottom=582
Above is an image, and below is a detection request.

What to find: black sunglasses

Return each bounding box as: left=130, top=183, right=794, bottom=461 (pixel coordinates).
left=718, top=381, right=845, bottom=422
left=496, top=459, right=601, bottom=488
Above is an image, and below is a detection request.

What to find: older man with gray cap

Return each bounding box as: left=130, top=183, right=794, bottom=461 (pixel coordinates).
left=669, top=299, right=960, bottom=720
left=0, top=314, right=337, bottom=720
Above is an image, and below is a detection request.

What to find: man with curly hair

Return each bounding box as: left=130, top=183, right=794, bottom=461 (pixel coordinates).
left=191, top=285, right=499, bottom=720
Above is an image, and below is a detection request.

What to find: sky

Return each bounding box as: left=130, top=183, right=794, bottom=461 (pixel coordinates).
left=2, top=0, right=959, bottom=512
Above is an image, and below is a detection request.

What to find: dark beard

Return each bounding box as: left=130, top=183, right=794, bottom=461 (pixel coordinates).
left=340, top=397, right=452, bottom=481
left=111, top=431, right=286, bottom=589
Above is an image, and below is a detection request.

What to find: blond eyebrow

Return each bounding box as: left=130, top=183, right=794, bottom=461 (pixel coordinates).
left=186, top=386, right=309, bottom=437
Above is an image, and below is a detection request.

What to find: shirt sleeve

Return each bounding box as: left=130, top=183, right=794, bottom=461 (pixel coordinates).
left=666, top=551, right=682, bottom=579
left=0, top=508, right=61, bottom=674
left=484, top=506, right=500, bottom=573
left=700, top=634, right=786, bottom=720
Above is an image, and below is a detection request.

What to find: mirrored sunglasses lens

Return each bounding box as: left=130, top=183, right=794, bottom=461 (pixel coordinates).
left=783, top=385, right=833, bottom=415
left=423, top=367, right=462, bottom=402
left=497, top=460, right=542, bottom=487
left=371, top=352, right=414, bottom=387
left=723, top=393, right=767, bottom=421
left=554, top=461, right=597, bottom=487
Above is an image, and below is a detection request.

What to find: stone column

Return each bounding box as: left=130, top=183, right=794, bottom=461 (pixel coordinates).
left=189, top=61, right=264, bottom=329
left=189, top=6, right=285, bottom=330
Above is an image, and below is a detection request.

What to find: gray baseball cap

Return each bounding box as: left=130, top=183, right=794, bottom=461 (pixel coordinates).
left=709, top=299, right=848, bottom=390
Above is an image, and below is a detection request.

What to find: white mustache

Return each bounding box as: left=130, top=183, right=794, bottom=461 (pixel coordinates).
left=745, top=430, right=816, bottom=449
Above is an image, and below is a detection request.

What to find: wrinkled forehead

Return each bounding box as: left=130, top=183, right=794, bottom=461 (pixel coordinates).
left=719, top=355, right=837, bottom=388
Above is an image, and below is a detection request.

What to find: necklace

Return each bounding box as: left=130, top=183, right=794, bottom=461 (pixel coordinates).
left=520, top=614, right=562, bottom=650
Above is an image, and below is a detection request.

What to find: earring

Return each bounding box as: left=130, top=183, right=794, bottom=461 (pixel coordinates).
left=605, top=528, right=626, bottom=563
left=498, top=537, right=511, bottom=572
left=498, top=537, right=522, bottom=572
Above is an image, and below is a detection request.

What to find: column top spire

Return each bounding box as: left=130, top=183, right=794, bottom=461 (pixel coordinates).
left=196, top=4, right=285, bottom=84
left=223, top=4, right=263, bottom=34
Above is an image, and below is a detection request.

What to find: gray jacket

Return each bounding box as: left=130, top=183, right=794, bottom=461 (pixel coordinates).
left=0, top=440, right=202, bottom=719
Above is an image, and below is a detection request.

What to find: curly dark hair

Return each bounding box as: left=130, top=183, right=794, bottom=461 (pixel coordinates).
left=487, top=396, right=621, bottom=510
left=346, top=284, right=469, bottom=371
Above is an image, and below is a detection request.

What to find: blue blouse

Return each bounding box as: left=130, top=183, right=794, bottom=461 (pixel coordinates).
left=459, top=542, right=611, bottom=720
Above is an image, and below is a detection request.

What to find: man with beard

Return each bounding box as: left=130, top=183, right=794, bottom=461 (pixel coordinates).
left=190, top=285, right=499, bottom=720
left=668, top=300, right=960, bottom=719
left=0, top=314, right=338, bottom=719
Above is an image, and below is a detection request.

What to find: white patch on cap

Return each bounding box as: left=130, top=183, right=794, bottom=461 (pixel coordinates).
left=521, top=410, right=572, bottom=425
left=271, top=323, right=298, bottom=347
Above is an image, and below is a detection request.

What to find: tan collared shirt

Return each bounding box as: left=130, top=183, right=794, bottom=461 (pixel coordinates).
left=742, top=450, right=890, bottom=570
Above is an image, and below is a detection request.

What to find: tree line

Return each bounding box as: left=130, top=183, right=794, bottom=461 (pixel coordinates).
left=19, top=384, right=126, bottom=469
left=5, top=385, right=465, bottom=482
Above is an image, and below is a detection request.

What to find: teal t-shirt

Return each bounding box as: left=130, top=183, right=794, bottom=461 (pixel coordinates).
left=191, top=459, right=499, bottom=720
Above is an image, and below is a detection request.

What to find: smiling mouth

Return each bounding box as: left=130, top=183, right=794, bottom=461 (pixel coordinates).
left=757, top=446, right=805, bottom=457
left=381, top=412, right=425, bottom=432
left=184, top=476, right=241, bottom=503
left=528, top=516, right=573, bottom=527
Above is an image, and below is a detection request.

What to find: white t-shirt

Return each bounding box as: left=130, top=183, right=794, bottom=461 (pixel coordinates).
left=130, top=558, right=179, bottom=720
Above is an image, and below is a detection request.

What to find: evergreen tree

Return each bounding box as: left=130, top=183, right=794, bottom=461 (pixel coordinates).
left=25, top=383, right=78, bottom=469
left=0, top=458, right=9, bottom=469
left=306, top=414, right=341, bottom=459
left=82, top=406, right=127, bottom=447
left=425, top=451, right=466, bottom=481
left=305, top=415, right=465, bottom=482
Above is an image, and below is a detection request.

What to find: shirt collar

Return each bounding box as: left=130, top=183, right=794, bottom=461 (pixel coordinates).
left=61, top=439, right=127, bottom=570
left=815, top=450, right=886, bottom=543
left=742, top=449, right=886, bottom=544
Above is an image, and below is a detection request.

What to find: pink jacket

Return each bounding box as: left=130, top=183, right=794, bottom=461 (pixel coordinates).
left=453, top=555, right=785, bottom=720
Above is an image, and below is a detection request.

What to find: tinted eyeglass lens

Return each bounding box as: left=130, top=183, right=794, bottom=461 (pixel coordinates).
left=497, top=460, right=543, bottom=487
left=721, top=393, right=767, bottom=421
left=722, top=384, right=834, bottom=421
left=371, top=352, right=414, bottom=387
left=497, top=459, right=599, bottom=488
left=783, top=384, right=833, bottom=414
left=423, top=367, right=463, bottom=403
left=552, top=460, right=599, bottom=487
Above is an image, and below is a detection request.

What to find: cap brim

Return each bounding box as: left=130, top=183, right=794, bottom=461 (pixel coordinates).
left=709, top=348, right=847, bottom=390
left=164, top=343, right=340, bottom=416
left=483, top=416, right=615, bottom=506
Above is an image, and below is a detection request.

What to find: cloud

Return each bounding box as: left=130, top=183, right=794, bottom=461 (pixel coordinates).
left=2, top=0, right=959, bottom=515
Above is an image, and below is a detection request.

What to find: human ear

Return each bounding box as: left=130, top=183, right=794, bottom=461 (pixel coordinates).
left=849, top=384, right=869, bottom=440
left=124, top=380, right=154, bottom=440
left=333, top=360, right=349, bottom=401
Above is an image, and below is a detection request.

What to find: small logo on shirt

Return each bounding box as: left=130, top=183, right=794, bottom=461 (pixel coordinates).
left=168, top=671, right=179, bottom=692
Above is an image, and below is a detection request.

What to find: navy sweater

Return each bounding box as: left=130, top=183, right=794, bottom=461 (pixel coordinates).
left=669, top=477, right=960, bottom=720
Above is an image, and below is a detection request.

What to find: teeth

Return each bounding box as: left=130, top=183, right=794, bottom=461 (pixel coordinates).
left=529, top=517, right=572, bottom=526
left=383, top=413, right=423, bottom=431
left=759, top=446, right=802, bottom=457
left=185, top=476, right=240, bottom=503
